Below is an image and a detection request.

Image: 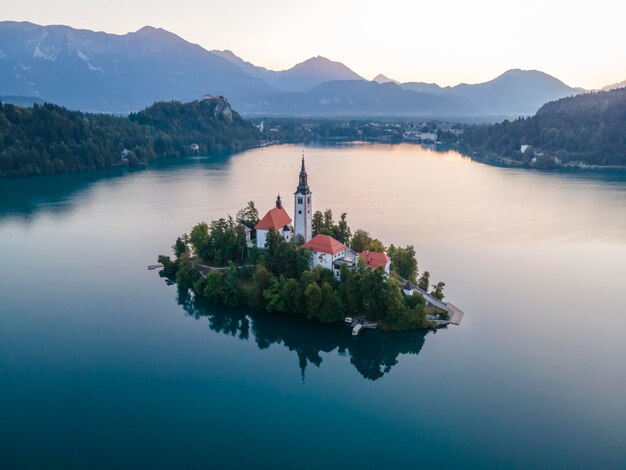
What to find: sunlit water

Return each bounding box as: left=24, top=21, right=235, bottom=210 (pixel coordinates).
left=1, top=143, right=625, bottom=468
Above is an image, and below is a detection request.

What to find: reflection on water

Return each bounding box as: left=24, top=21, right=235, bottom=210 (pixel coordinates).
left=0, top=152, right=236, bottom=220
left=2, top=142, right=626, bottom=467
left=174, top=286, right=427, bottom=381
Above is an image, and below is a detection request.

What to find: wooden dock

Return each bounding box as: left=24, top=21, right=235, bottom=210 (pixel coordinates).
left=147, top=264, right=163, bottom=270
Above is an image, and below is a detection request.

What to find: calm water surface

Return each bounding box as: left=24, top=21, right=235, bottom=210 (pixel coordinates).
left=1, top=143, right=626, bottom=468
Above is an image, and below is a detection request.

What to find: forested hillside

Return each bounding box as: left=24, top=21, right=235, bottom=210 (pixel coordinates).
left=0, top=98, right=259, bottom=177
left=460, top=88, right=626, bottom=166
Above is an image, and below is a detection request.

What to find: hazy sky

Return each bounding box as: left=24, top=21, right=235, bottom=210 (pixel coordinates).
left=2, top=0, right=625, bottom=88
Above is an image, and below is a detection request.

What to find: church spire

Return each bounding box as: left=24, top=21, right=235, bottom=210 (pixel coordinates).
left=296, top=155, right=310, bottom=193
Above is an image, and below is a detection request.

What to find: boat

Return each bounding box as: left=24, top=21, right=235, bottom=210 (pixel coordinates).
left=352, top=324, right=363, bottom=336
left=344, top=317, right=353, bottom=324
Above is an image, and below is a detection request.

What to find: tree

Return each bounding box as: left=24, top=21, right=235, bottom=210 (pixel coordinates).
left=351, top=229, right=372, bottom=252
left=282, top=278, right=303, bottom=314
left=222, top=262, right=243, bottom=307
left=431, top=281, right=446, bottom=300
left=388, top=245, right=418, bottom=282
left=304, top=282, right=323, bottom=319
left=323, top=209, right=334, bottom=231
left=189, top=222, right=209, bottom=258
left=158, top=254, right=178, bottom=277
left=319, top=282, right=342, bottom=323
left=173, top=237, right=188, bottom=258
left=366, top=238, right=386, bottom=253
left=336, top=212, right=351, bottom=245
left=236, top=201, right=260, bottom=228
left=264, top=276, right=286, bottom=312
left=251, top=265, right=272, bottom=307
left=312, top=211, right=324, bottom=236
left=418, top=271, right=430, bottom=291
left=203, top=271, right=225, bottom=303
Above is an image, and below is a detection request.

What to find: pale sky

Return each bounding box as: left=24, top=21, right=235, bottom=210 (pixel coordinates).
left=1, top=0, right=625, bottom=89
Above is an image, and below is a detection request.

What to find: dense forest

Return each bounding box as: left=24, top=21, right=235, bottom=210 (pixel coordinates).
left=159, top=204, right=447, bottom=331
left=0, top=98, right=259, bottom=177
left=459, top=87, right=626, bottom=166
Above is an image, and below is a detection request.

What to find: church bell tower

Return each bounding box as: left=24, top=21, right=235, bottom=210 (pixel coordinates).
left=294, top=156, right=312, bottom=242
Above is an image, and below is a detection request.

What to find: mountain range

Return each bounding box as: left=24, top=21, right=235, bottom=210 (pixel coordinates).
left=1, top=21, right=617, bottom=118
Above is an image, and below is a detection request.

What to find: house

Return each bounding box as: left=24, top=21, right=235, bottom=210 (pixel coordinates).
left=255, top=194, right=292, bottom=248
left=359, top=250, right=391, bottom=274
left=301, top=234, right=349, bottom=280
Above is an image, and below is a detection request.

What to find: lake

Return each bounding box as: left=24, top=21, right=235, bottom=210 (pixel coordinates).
left=1, top=143, right=625, bottom=468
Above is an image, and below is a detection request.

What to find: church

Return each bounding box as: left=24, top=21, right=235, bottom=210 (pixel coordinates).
left=254, top=156, right=390, bottom=280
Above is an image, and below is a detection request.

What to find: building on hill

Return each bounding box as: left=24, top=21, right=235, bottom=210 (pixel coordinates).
left=359, top=250, right=391, bottom=274
left=255, top=194, right=292, bottom=248
left=294, top=156, right=313, bottom=242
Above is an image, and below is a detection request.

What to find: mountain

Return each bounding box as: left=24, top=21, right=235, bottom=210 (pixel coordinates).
left=0, top=21, right=272, bottom=112
left=447, top=69, right=580, bottom=116
left=602, top=79, right=626, bottom=91
left=372, top=74, right=399, bottom=85
left=254, top=80, right=478, bottom=117
left=211, top=49, right=277, bottom=85
left=270, top=56, right=364, bottom=92
left=403, top=70, right=581, bottom=116
left=212, top=51, right=363, bottom=93
left=460, top=87, right=626, bottom=166
left=402, top=82, right=446, bottom=94
left=0, top=22, right=585, bottom=118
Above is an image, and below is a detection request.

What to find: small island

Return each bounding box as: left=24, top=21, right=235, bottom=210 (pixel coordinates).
left=158, top=156, right=463, bottom=331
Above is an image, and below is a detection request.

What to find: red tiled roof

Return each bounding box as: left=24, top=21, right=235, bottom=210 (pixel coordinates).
left=255, top=206, right=292, bottom=230
left=359, top=250, right=390, bottom=268
left=301, top=234, right=347, bottom=255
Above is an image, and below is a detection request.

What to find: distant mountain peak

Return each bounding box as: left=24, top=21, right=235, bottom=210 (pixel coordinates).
left=602, top=79, right=626, bottom=91
left=291, top=55, right=360, bottom=74
left=133, top=25, right=182, bottom=40
left=372, top=74, right=399, bottom=84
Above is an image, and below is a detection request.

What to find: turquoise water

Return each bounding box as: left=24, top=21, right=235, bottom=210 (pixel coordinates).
left=1, top=143, right=626, bottom=468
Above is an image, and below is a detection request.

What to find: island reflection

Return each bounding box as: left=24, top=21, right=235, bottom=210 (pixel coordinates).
left=174, top=287, right=429, bottom=381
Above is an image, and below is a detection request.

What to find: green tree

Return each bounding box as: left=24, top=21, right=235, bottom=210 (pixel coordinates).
left=251, top=265, right=272, bottom=307
left=236, top=201, right=260, bottom=228
left=418, top=271, right=430, bottom=291
left=173, top=237, right=188, bottom=258
left=319, top=282, right=342, bottom=323
left=388, top=245, right=418, bottom=282
left=203, top=271, right=225, bottom=302
left=366, top=238, right=386, bottom=253
left=264, top=276, right=287, bottom=312
left=189, top=222, right=209, bottom=258
left=323, top=209, right=334, bottom=231
left=304, top=282, right=323, bottom=319
left=222, top=262, right=243, bottom=306
left=431, top=281, right=446, bottom=300
left=336, top=212, right=351, bottom=245
left=351, top=229, right=372, bottom=252
left=312, top=211, right=324, bottom=236
left=282, top=277, right=303, bottom=314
